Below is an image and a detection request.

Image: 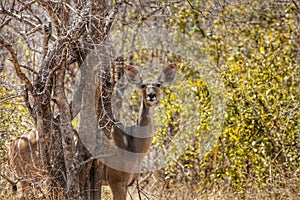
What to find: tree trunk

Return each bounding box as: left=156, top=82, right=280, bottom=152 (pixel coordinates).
left=1, top=0, right=115, bottom=199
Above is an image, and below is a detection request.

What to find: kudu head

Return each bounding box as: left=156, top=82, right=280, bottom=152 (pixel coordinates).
left=125, top=64, right=177, bottom=107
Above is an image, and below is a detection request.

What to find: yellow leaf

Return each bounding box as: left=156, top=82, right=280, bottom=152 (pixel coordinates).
left=25, top=50, right=31, bottom=56
left=259, top=46, right=265, bottom=54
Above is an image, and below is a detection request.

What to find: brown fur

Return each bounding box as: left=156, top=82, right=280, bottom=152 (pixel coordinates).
left=102, top=65, right=177, bottom=200
left=8, top=129, right=44, bottom=199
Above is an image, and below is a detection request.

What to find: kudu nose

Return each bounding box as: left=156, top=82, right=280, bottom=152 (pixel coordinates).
left=148, top=93, right=156, bottom=100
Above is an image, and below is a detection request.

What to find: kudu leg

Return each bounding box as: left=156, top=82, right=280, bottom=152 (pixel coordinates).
left=109, top=182, right=127, bottom=200
left=105, top=166, right=134, bottom=200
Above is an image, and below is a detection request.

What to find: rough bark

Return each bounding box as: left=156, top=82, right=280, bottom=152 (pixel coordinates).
left=1, top=0, right=115, bottom=199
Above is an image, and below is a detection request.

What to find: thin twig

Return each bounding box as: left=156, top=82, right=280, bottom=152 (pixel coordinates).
left=0, top=93, right=23, bottom=104
left=104, top=0, right=127, bottom=35
left=0, top=173, right=18, bottom=186
left=0, top=8, right=57, bottom=41
left=36, top=0, right=61, bottom=29
left=7, top=59, right=38, bottom=75
left=137, top=180, right=142, bottom=200
left=292, top=0, right=300, bottom=12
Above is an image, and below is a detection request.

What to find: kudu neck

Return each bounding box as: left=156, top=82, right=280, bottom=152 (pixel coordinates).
left=137, top=100, right=154, bottom=127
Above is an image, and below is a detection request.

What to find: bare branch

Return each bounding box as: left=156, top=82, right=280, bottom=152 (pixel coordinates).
left=23, top=86, right=36, bottom=122
left=42, top=22, right=52, bottom=60
left=0, top=9, right=40, bottom=31
left=0, top=93, right=22, bottom=104
left=7, top=59, right=38, bottom=75
left=23, top=24, right=42, bottom=36
left=37, top=38, right=69, bottom=95
left=0, top=173, right=18, bottom=186
left=0, top=36, right=36, bottom=97
left=104, top=0, right=127, bottom=35
left=36, top=0, right=61, bottom=30
left=0, top=17, right=12, bottom=31
left=292, top=0, right=300, bottom=12
left=62, top=1, right=81, bottom=17
left=0, top=7, right=57, bottom=41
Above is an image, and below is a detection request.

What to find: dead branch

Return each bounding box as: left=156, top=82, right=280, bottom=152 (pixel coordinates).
left=37, top=37, right=69, bottom=95
left=36, top=0, right=61, bottom=30
left=104, top=0, right=127, bottom=35
left=0, top=173, right=18, bottom=187
left=0, top=36, right=36, bottom=97
left=23, top=87, right=36, bottom=122
left=7, top=59, right=38, bottom=75
left=42, top=22, right=52, bottom=60
left=0, top=7, right=57, bottom=41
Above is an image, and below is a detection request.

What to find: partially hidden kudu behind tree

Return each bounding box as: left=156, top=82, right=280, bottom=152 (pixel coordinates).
left=8, top=64, right=177, bottom=200
left=8, top=121, right=66, bottom=199
left=8, top=129, right=45, bottom=199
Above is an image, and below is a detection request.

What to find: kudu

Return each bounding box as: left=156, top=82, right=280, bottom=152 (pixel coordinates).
left=8, top=129, right=44, bottom=199
left=102, top=64, right=177, bottom=200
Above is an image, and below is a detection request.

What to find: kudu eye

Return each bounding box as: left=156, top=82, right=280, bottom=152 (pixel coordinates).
left=140, top=84, right=146, bottom=89
left=156, top=83, right=161, bottom=88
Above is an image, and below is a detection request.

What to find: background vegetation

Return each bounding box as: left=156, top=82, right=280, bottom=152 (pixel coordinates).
left=1, top=0, right=299, bottom=199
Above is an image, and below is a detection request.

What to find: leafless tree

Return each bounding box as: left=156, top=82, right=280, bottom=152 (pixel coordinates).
left=0, top=0, right=124, bottom=199
left=0, top=0, right=180, bottom=199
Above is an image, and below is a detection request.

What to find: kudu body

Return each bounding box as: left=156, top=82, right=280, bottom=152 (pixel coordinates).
left=103, top=64, right=177, bottom=200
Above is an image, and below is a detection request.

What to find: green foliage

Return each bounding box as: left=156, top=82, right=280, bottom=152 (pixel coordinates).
left=0, top=73, right=32, bottom=163
left=154, top=62, right=213, bottom=180
left=154, top=0, right=300, bottom=195
left=206, top=2, right=299, bottom=192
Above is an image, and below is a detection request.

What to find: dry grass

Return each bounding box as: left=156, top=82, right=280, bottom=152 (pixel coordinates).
left=1, top=167, right=299, bottom=200
left=123, top=172, right=300, bottom=200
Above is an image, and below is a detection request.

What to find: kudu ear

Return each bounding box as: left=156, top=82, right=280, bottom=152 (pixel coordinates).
left=125, top=65, right=142, bottom=84
left=158, top=64, right=177, bottom=83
